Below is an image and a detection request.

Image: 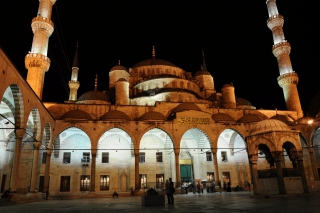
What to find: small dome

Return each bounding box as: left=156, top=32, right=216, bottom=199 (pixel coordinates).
left=132, top=58, right=177, bottom=68
left=116, top=78, right=128, bottom=82
left=236, top=97, right=252, bottom=106
left=77, top=90, right=110, bottom=103
left=270, top=114, right=295, bottom=125
left=250, top=119, right=289, bottom=135
left=110, top=64, right=128, bottom=72
left=222, top=84, right=234, bottom=88
left=138, top=111, right=166, bottom=121
left=60, top=109, right=92, bottom=120
left=100, top=110, right=130, bottom=120
left=237, top=113, right=266, bottom=123
left=194, top=70, right=211, bottom=77
left=212, top=113, right=236, bottom=123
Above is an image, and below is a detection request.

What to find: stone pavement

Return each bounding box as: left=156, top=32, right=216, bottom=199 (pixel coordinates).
left=1, top=191, right=320, bottom=213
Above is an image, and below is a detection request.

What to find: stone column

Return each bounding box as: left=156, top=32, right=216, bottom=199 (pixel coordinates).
left=134, top=154, right=140, bottom=190
left=213, top=152, right=220, bottom=182
left=174, top=152, right=181, bottom=188
left=30, top=143, right=41, bottom=192
left=43, top=152, right=51, bottom=192
left=308, top=150, right=319, bottom=180
left=297, top=153, right=309, bottom=193
left=10, top=129, right=25, bottom=192
left=90, top=153, right=96, bottom=192
left=275, top=157, right=286, bottom=194
left=249, top=155, right=259, bottom=195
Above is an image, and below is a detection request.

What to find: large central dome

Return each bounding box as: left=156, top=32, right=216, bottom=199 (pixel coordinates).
left=132, top=46, right=177, bottom=68
left=132, top=58, right=177, bottom=68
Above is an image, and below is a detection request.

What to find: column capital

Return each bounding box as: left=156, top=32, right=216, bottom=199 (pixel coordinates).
left=15, top=129, right=25, bottom=139
left=33, top=142, right=41, bottom=149
left=249, top=154, right=258, bottom=164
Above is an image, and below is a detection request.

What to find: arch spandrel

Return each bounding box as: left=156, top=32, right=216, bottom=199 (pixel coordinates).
left=9, top=84, right=25, bottom=129
left=311, top=126, right=320, bottom=147
left=51, top=123, right=92, bottom=147
left=134, top=124, right=176, bottom=149
left=247, top=137, right=277, bottom=156
left=276, top=134, right=301, bottom=152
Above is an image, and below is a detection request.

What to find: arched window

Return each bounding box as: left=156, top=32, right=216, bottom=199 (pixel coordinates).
left=180, top=81, right=184, bottom=89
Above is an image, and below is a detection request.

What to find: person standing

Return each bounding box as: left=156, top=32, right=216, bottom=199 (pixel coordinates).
left=218, top=180, right=222, bottom=193
left=247, top=181, right=251, bottom=192
left=165, top=179, right=172, bottom=204
left=169, top=178, right=174, bottom=204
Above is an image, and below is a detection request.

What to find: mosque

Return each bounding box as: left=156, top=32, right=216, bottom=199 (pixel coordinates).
left=1, top=0, right=320, bottom=200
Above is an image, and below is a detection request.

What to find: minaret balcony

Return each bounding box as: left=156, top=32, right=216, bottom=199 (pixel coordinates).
left=272, top=41, right=291, bottom=57
left=277, top=72, right=299, bottom=87
left=267, top=14, right=284, bottom=30
left=31, top=16, right=54, bottom=35
left=25, top=53, right=51, bottom=71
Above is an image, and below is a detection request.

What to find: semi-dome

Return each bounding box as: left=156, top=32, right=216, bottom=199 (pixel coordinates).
left=270, top=114, right=295, bottom=125
left=194, top=70, right=211, bottom=77
left=168, top=103, right=202, bottom=120
left=138, top=111, right=166, bottom=121
left=237, top=113, right=266, bottom=123
left=132, top=58, right=177, bottom=68
left=77, top=90, right=110, bottom=104
left=212, top=113, right=236, bottom=123
left=170, top=103, right=201, bottom=114
left=250, top=119, right=289, bottom=135
left=150, top=74, right=180, bottom=79
left=100, top=110, right=130, bottom=120
left=60, top=109, right=92, bottom=120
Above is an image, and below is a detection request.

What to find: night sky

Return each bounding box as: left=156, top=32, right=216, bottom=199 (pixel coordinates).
left=0, top=0, right=319, bottom=115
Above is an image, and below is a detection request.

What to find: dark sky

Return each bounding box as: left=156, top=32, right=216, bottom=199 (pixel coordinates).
left=0, top=0, right=319, bottom=114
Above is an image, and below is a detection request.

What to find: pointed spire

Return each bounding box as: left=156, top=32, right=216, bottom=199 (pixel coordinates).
left=94, top=74, right=98, bottom=91
left=202, top=50, right=207, bottom=71
left=152, top=46, right=156, bottom=58
left=72, top=42, right=79, bottom=68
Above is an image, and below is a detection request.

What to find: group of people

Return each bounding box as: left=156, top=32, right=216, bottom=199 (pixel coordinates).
left=165, top=178, right=174, bottom=204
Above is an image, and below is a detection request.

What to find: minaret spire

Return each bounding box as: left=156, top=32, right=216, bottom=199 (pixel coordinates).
left=66, top=43, right=80, bottom=103
left=94, top=74, right=98, bottom=91
left=25, top=0, right=57, bottom=100
left=266, top=0, right=303, bottom=118
left=202, top=50, right=207, bottom=71
left=152, top=46, right=156, bottom=58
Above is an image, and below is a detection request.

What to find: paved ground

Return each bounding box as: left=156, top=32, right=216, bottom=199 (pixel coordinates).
left=1, top=191, right=319, bottom=213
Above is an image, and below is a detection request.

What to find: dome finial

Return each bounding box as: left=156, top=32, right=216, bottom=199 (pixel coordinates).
left=118, top=60, right=121, bottom=65
left=152, top=46, right=156, bottom=58
left=94, top=73, right=98, bottom=91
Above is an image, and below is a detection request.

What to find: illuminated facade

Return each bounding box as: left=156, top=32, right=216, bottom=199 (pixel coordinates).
left=1, top=0, right=320, bottom=200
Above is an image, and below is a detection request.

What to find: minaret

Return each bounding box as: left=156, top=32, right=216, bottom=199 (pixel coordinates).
left=25, top=0, right=56, bottom=99
left=266, top=0, right=303, bottom=118
left=66, top=44, right=80, bottom=103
